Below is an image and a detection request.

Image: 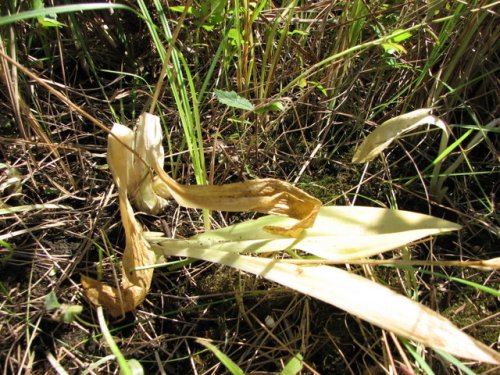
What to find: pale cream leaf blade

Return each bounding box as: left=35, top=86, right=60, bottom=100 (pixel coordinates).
left=352, top=108, right=448, bottom=163
left=155, top=245, right=500, bottom=364
left=157, top=206, right=461, bottom=260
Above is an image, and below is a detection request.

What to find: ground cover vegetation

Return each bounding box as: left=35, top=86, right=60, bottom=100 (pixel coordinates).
left=0, top=1, right=498, bottom=374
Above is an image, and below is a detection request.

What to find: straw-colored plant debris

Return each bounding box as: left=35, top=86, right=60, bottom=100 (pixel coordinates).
left=82, top=113, right=321, bottom=316
left=139, top=113, right=322, bottom=238
left=352, top=108, right=448, bottom=163
left=80, top=113, right=500, bottom=365
left=82, top=123, right=156, bottom=317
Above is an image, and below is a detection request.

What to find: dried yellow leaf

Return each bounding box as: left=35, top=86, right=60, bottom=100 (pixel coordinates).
left=352, top=108, right=448, bottom=163
left=82, top=112, right=321, bottom=316
left=82, top=123, right=156, bottom=317
left=153, top=175, right=321, bottom=237
left=139, top=113, right=321, bottom=237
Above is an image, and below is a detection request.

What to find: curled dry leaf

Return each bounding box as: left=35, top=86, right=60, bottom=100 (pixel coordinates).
left=352, top=108, right=448, bottom=163
left=139, top=112, right=322, bottom=238
left=82, top=113, right=321, bottom=316
left=82, top=123, right=156, bottom=317
left=153, top=175, right=321, bottom=237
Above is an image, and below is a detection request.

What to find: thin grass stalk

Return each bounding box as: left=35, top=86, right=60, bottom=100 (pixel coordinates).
left=324, top=0, right=367, bottom=99
left=148, top=0, right=192, bottom=114
left=432, top=1, right=487, bottom=101
left=149, top=0, right=206, bottom=185
left=262, top=0, right=297, bottom=100
left=241, top=0, right=252, bottom=92
left=278, top=23, right=427, bottom=97
left=0, top=3, right=134, bottom=26
left=0, top=38, right=76, bottom=188
left=233, top=0, right=243, bottom=92
left=67, top=13, right=120, bottom=123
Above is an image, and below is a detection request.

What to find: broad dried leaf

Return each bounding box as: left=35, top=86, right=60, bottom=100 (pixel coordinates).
left=154, top=245, right=500, bottom=365
left=135, top=113, right=321, bottom=237
left=83, top=112, right=320, bottom=316
left=153, top=175, right=321, bottom=237
left=153, top=206, right=460, bottom=261
left=352, top=108, right=448, bottom=163
left=82, top=123, right=156, bottom=317
left=131, top=114, right=169, bottom=213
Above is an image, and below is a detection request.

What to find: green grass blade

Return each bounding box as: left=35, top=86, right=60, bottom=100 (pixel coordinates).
left=435, top=349, right=477, bottom=375
left=402, top=339, right=435, bottom=375
left=97, top=307, right=144, bottom=375
left=196, top=338, right=244, bottom=375
left=280, top=353, right=303, bottom=375
left=417, top=269, right=499, bottom=297
left=0, top=3, right=135, bottom=26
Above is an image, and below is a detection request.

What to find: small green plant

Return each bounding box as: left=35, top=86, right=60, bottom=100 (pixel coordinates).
left=44, top=291, right=83, bottom=323
left=97, top=307, right=144, bottom=375
left=197, top=338, right=303, bottom=375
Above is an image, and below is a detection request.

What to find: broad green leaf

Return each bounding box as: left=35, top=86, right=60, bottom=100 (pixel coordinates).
left=227, top=28, right=243, bottom=47
left=45, top=291, right=61, bottom=310
left=214, top=89, right=254, bottom=111
left=389, top=29, right=412, bottom=43
left=154, top=246, right=500, bottom=365
left=352, top=108, right=448, bottom=163
left=196, top=339, right=244, bottom=375
left=154, top=206, right=461, bottom=261
left=254, top=100, right=285, bottom=113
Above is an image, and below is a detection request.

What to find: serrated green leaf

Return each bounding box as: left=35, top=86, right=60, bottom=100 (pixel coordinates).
left=214, top=89, right=254, bottom=111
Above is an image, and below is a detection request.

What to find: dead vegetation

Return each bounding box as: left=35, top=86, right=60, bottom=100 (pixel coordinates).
left=0, top=1, right=498, bottom=374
